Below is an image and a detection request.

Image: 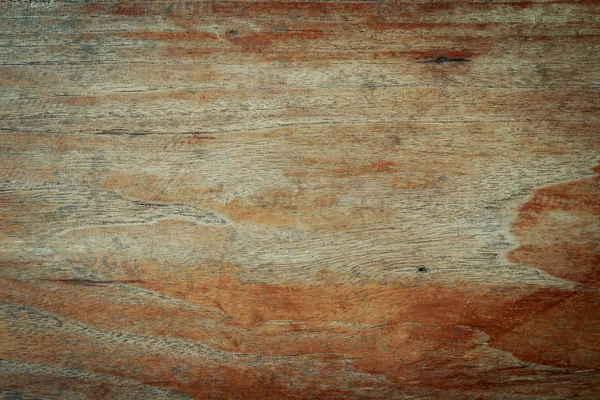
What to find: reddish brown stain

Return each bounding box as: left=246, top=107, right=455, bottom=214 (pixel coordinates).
left=210, top=1, right=474, bottom=20
left=212, top=1, right=365, bottom=18
left=0, top=266, right=572, bottom=342
left=496, top=165, right=600, bottom=369
left=4, top=267, right=599, bottom=396
left=82, top=3, right=105, bottom=15
left=492, top=290, right=600, bottom=370
left=111, top=4, right=148, bottom=17
left=509, top=165, right=600, bottom=287
left=511, top=243, right=600, bottom=287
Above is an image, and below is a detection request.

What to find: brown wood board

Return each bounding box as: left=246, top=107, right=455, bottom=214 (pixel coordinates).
left=0, top=1, right=599, bottom=399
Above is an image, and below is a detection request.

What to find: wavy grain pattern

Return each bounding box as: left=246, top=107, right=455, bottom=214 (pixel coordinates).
left=1, top=1, right=599, bottom=399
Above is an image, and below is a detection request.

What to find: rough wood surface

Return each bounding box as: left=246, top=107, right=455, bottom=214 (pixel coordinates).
left=1, top=1, right=599, bottom=399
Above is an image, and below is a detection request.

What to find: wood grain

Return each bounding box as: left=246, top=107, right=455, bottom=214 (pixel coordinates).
left=1, top=1, right=599, bottom=399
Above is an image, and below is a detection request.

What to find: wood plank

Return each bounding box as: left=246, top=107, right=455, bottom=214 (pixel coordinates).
left=1, top=1, right=599, bottom=399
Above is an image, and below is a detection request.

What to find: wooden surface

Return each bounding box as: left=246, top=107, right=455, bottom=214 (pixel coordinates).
left=1, top=1, right=599, bottom=399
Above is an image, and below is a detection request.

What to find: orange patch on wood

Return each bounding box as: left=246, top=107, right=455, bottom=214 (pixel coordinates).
left=137, top=272, right=599, bottom=372
left=498, top=165, right=600, bottom=369
left=111, top=4, right=148, bottom=17
left=509, top=165, right=600, bottom=287
left=212, top=1, right=365, bottom=18
left=82, top=3, right=105, bottom=15
left=492, top=290, right=600, bottom=369
left=4, top=256, right=599, bottom=394
left=510, top=243, right=600, bottom=288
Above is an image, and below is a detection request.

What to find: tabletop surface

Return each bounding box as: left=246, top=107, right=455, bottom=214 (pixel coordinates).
left=1, top=1, right=599, bottom=399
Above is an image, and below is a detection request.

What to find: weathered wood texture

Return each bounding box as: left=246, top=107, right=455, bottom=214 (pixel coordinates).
left=1, top=1, right=599, bottom=399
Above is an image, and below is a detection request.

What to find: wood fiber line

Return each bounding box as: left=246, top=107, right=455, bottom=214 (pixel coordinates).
left=1, top=1, right=599, bottom=399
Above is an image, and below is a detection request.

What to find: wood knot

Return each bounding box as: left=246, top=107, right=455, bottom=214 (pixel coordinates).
left=423, top=56, right=471, bottom=64
left=226, top=29, right=241, bottom=40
